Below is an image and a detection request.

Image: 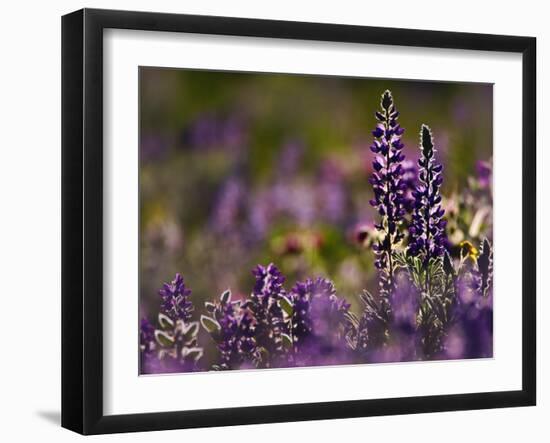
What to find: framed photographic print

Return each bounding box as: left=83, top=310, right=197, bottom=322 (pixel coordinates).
left=61, top=8, right=536, bottom=435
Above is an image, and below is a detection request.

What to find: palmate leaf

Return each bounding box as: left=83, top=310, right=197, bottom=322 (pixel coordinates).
left=395, top=252, right=448, bottom=296
left=359, top=290, right=389, bottom=324
left=393, top=252, right=424, bottom=290
left=426, top=257, right=447, bottom=297
left=392, top=251, right=453, bottom=337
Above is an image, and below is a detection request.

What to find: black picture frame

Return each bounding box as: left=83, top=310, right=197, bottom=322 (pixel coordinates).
left=62, top=8, right=537, bottom=435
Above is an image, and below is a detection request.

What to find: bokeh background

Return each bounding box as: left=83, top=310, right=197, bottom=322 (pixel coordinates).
left=139, top=67, right=492, bottom=320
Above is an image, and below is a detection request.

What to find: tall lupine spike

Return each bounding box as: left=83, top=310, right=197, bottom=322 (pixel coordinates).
left=477, top=238, right=493, bottom=296
left=408, top=125, right=448, bottom=265
left=249, top=263, right=288, bottom=366
left=159, top=273, right=194, bottom=322
left=369, top=90, right=408, bottom=297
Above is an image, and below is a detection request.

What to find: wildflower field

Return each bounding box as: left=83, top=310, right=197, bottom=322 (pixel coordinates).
left=139, top=69, right=493, bottom=374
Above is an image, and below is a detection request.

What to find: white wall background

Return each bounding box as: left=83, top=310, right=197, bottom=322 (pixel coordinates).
left=0, top=0, right=546, bottom=441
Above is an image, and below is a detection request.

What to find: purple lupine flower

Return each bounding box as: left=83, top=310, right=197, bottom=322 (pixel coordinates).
left=249, top=263, right=287, bottom=366
left=401, top=159, right=419, bottom=214
left=408, top=125, right=448, bottom=263
left=278, top=140, right=304, bottom=177
left=248, top=188, right=273, bottom=239
left=289, top=277, right=352, bottom=366
left=388, top=271, right=422, bottom=360
left=252, top=263, right=286, bottom=299
left=270, top=182, right=317, bottom=226
left=444, top=265, right=493, bottom=359
left=141, top=276, right=203, bottom=374
left=369, top=90, right=408, bottom=296
left=202, top=290, right=257, bottom=370
left=221, top=115, right=247, bottom=148
left=318, top=160, right=346, bottom=223
left=476, top=160, right=492, bottom=189
left=389, top=271, right=420, bottom=335
left=354, top=271, right=420, bottom=363
left=290, top=278, right=348, bottom=344
left=159, top=273, right=193, bottom=322
left=210, top=177, right=245, bottom=233
left=183, top=113, right=246, bottom=150
left=185, top=113, right=218, bottom=147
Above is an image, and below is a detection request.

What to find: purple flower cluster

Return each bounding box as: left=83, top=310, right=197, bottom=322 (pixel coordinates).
left=210, top=177, right=245, bottom=234
left=408, top=125, right=447, bottom=262
left=202, top=290, right=257, bottom=370
left=159, top=273, right=193, bottom=322
left=193, top=265, right=357, bottom=370
left=140, top=274, right=203, bottom=374
left=369, top=90, right=407, bottom=296
left=445, top=261, right=493, bottom=359
left=183, top=113, right=246, bottom=150
left=289, top=277, right=352, bottom=366
left=249, top=264, right=288, bottom=366
left=208, top=142, right=349, bottom=244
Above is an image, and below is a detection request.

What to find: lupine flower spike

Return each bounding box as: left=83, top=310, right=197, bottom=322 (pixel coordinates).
left=201, top=289, right=257, bottom=370
left=408, top=125, right=448, bottom=265
left=248, top=263, right=288, bottom=367
left=140, top=274, right=203, bottom=373
left=159, top=273, right=193, bottom=322
left=369, top=90, right=407, bottom=296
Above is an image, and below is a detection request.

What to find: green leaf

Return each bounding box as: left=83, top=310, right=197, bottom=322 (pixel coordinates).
left=477, top=238, right=493, bottom=296
left=179, top=321, right=200, bottom=341
left=257, top=346, right=270, bottom=363
left=278, top=295, right=294, bottom=317
left=158, top=313, right=174, bottom=330
left=220, top=289, right=231, bottom=304
left=200, top=315, right=221, bottom=334
left=443, top=251, right=455, bottom=276
left=281, top=333, right=293, bottom=350
left=344, top=311, right=359, bottom=328
left=154, top=330, right=175, bottom=347
left=181, top=347, right=204, bottom=362
left=204, top=302, right=216, bottom=313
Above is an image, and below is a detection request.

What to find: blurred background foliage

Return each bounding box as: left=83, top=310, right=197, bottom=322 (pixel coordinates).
left=139, top=67, right=492, bottom=320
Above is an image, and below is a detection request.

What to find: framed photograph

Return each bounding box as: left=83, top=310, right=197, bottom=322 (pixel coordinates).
left=62, top=8, right=536, bottom=435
